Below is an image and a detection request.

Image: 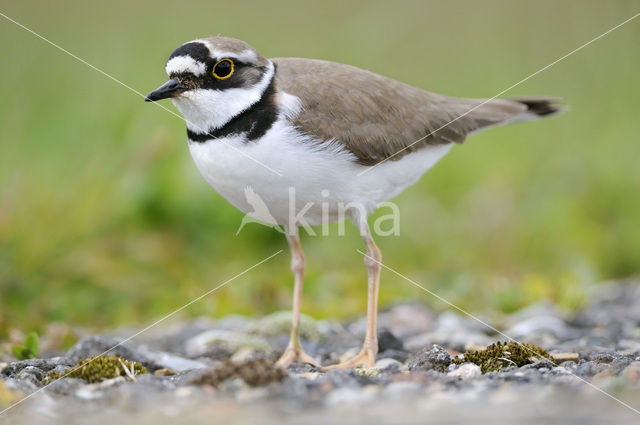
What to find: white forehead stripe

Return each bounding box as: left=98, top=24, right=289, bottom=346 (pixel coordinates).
left=165, top=56, right=206, bottom=76
left=211, top=49, right=258, bottom=64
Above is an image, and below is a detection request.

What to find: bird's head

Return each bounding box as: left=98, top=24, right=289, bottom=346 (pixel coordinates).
left=145, top=37, right=273, bottom=132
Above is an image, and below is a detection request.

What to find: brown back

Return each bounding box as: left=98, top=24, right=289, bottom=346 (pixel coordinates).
left=273, top=57, right=552, bottom=165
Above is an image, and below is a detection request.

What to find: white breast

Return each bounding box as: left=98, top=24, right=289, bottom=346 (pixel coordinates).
left=188, top=117, right=452, bottom=226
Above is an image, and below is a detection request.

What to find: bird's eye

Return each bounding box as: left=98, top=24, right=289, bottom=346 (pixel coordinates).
left=212, top=58, right=234, bottom=79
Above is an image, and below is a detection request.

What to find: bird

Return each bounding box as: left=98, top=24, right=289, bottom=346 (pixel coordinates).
left=145, top=36, right=562, bottom=370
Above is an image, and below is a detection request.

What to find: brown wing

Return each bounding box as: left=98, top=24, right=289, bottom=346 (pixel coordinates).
left=272, top=57, right=561, bottom=165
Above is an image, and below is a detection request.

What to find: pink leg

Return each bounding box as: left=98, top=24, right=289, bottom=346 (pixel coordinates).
left=323, top=224, right=381, bottom=370
left=275, top=228, right=319, bottom=368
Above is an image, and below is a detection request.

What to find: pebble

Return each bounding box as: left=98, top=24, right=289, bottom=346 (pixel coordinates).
left=154, top=368, right=176, bottom=377
left=379, top=304, right=435, bottom=338
left=2, top=280, right=640, bottom=424
left=377, top=328, right=404, bottom=352
left=374, top=358, right=403, bottom=373
left=146, top=352, right=208, bottom=371
left=447, top=363, right=482, bottom=380
left=407, top=345, right=452, bottom=372
left=1, top=357, right=74, bottom=378
left=523, top=358, right=555, bottom=370
left=184, top=330, right=271, bottom=357
left=551, top=352, right=580, bottom=363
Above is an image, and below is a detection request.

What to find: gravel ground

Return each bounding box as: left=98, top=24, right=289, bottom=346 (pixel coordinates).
left=1, top=280, right=640, bottom=425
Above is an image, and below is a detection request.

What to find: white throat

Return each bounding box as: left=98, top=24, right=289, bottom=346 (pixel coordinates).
left=172, top=60, right=275, bottom=134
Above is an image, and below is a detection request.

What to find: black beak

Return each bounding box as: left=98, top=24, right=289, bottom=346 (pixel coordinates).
left=145, top=79, right=185, bottom=102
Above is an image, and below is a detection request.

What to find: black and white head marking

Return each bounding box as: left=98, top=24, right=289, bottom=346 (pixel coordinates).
left=163, top=39, right=278, bottom=139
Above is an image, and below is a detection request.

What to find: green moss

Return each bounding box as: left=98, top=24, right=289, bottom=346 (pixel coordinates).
left=44, top=355, right=146, bottom=383
left=190, top=356, right=286, bottom=387
left=454, top=341, right=551, bottom=374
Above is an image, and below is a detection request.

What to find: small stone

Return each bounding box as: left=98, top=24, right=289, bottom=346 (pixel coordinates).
left=377, top=329, right=404, bottom=352
left=1, top=357, right=74, bottom=378
left=550, top=366, right=572, bottom=376
left=15, top=366, right=44, bottom=384
left=407, top=345, right=452, bottom=372
left=153, top=368, right=176, bottom=376
left=522, top=358, right=555, bottom=370
left=144, top=352, right=208, bottom=371
left=374, top=358, right=403, bottom=373
left=381, top=304, right=435, bottom=337
left=184, top=330, right=271, bottom=358
left=551, top=352, right=580, bottom=363
left=2, top=379, right=36, bottom=398
left=447, top=363, right=481, bottom=380
left=464, top=342, right=487, bottom=352
left=575, top=361, right=611, bottom=377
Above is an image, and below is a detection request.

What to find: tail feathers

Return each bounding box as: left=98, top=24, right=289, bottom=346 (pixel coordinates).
left=507, top=96, right=565, bottom=118
left=451, top=95, right=565, bottom=137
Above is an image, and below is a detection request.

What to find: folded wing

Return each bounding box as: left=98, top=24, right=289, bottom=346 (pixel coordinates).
left=273, top=57, right=562, bottom=165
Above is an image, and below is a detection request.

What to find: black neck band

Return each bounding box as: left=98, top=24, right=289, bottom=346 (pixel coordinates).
left=187, top=72, right=278, bottom=143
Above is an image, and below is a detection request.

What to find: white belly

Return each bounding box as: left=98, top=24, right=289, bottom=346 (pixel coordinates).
left=188, top=119, right=452, bottom=226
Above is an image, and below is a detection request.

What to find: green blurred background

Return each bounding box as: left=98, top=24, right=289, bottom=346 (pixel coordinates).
left=1, top=0, right=639, bottom=337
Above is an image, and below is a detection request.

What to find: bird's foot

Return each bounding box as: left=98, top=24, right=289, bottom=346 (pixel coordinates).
left=321, top=347, right=377, bottom=371
left=275, top=346, right=320, bottom=369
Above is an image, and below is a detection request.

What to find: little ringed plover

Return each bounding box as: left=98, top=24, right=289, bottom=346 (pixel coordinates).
left=145, top=36, right=562, bottom=370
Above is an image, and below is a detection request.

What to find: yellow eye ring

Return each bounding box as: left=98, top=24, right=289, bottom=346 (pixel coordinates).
left=212, top=58, right=234, bottom=80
